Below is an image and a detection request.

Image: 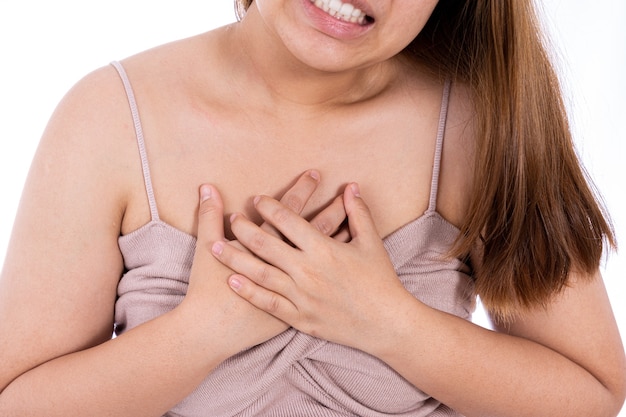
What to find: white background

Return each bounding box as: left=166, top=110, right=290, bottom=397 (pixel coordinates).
left=0, top=1, right=624, bottom=414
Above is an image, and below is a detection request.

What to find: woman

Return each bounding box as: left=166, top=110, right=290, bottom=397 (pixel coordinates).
left=0, top=0, right=624, bottom=416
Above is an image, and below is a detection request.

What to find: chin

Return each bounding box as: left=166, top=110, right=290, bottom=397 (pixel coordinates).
left=281, top=38, right=372, bottom=73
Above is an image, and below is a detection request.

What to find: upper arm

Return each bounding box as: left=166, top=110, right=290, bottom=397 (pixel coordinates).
left=493, top=271, right=626, bottom=405
left=0, top=65, right=138, bottom=391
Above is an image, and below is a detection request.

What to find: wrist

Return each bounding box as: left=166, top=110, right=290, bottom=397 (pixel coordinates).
left=359, top=289, right=430, bottom=362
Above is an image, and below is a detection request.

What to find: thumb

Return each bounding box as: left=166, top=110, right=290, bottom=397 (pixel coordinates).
left=197, top=184, right=226, bottom=244
left=343, top=183, right=379, bottom=242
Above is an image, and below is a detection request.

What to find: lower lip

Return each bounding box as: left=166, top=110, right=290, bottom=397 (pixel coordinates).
left=300, top=0, right=373, bottom=40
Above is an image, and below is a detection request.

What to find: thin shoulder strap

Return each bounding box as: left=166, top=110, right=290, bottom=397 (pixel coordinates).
left=110, top=61, right=160, bottom=221
left=428, top=79, right=452, bottom=212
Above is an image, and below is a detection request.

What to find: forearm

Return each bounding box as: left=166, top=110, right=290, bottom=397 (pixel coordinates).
left=372, top=297, right=622, bottom=417
left=0, top=304, right=229, bottom=417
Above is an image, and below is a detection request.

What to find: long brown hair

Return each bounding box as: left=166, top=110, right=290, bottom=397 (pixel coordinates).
left=234, top=0, right=616, bottom=320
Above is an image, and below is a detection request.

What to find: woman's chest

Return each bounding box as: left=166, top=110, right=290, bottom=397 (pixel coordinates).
left=120, top=96, right=442, bottom=239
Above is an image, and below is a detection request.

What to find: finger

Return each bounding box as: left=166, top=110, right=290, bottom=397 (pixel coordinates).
left=212, top=240, right=295, bottom=298
left=309, top=195, right=347, bottom=237
left=277, top=169, right=321, bottom=214
left=252, top=195, right=321, bottom=252
left=230, top=211, right=301, bottom=268
left=332, top=227, right=352, bottom=243
left=343, top=183, right=380, bottom=242
left=197, top=184, right=226, bottom=247
left=227, top=274, right=297, bottom=324
left=260, top=170, right=320, bottom=238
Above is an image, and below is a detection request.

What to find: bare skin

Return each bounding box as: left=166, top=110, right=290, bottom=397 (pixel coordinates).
left=0, top=0, right=624, bottom=416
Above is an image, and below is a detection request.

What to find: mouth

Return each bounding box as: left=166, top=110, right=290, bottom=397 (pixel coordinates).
left=309, top=0, right=375, bottom=25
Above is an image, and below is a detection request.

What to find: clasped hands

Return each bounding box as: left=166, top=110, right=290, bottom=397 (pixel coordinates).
left=191, top=170, right=409, bottom=356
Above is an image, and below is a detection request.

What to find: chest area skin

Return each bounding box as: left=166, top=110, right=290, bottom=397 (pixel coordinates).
left=119, top=75, right=472, bottom=241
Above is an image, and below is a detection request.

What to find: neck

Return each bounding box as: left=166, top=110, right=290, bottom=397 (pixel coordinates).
left=223, top=4, right=400, bottom=111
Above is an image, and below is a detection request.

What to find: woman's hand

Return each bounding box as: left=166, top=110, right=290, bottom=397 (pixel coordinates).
left=211, top=182, right=411, bottom=352
left=183, top=170, right=349, bottom=354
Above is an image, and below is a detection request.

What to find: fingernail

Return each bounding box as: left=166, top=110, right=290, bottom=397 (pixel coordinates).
left=253, top=195, right=261, bottom=206
left=200, top=185, right=212, bottom=201
left=230, top=213, right=239, bottom=223
left=229, top=276, right=242, bottom=290
left=309, top=170, right=320, bottom=181
left=350, top=183, right=361, bottom=197
left=212, top=241, right=224, bottom=255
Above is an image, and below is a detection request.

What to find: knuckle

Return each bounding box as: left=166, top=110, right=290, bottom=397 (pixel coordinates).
left=313, top=219, right=333, bottom=236
left=283, top=194, right=305, bottom=213
left=266, top=293, right=281, bottom=314
left=359, top=202, right=372, bottom=216
left=273, top=207, right=292, bottom=225
left=198, top=200, right=220, bottom=218
left=250, top=232, right=266, bottom=252
left=254, top=264, right=272, bottom=286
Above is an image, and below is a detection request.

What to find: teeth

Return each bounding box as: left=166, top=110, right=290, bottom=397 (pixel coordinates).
left=310, top=0, right=368, bottom=25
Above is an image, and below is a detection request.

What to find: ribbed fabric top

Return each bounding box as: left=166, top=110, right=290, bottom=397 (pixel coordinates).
left=111, top=61, right=474, bottom=417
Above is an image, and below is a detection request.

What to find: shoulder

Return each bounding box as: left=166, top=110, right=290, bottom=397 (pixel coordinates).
left=34, top=64, right=140, bottom=210
left=36, top=28, right=226, bottom=208
left=48, top=64, right=130, bottom=137
left=21, top=55, right=173, bottom=241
